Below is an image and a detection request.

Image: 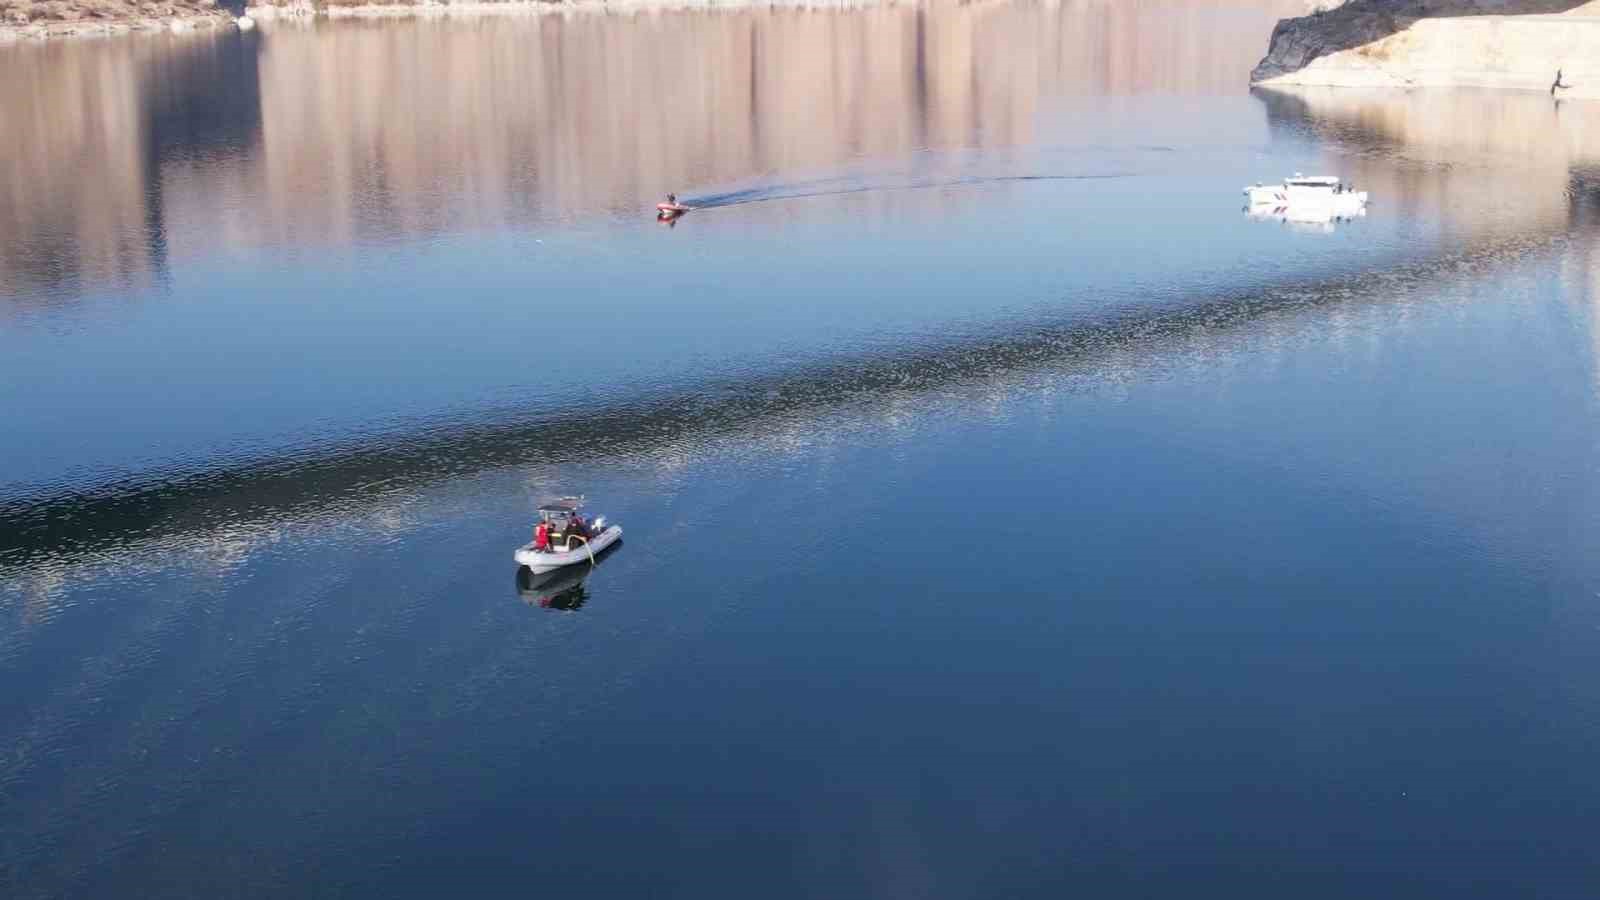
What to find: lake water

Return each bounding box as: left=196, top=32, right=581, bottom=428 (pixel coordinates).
left=6, top=2, right=1600, bottom=896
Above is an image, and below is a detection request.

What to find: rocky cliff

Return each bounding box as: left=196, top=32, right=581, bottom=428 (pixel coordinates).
left=1, top=0, right=234, bottom=37
left=1252, top=0, right=1600, bottom=96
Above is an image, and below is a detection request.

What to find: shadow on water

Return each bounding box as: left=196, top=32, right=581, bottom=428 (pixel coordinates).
left=515, top=542, right=624, bottom=611
left=2, top=201, right=1588, bottom=571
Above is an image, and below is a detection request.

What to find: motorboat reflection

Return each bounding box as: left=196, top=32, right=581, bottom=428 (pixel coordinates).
left=515, top=541, right=622, bottom=610
left=1244, top=202, right=1367, bottom=232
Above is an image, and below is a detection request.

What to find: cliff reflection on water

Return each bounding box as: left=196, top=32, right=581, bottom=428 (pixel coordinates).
left=1256, top=84, right=1600, bottom=238
left=0, top=0, right=1297, bottom=302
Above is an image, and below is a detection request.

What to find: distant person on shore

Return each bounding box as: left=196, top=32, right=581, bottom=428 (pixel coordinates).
left=1552, top=69, right=1571, bottom=96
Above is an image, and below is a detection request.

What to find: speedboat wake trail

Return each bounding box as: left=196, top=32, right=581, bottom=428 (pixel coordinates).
left=673, top=171, right=1142, bottom=212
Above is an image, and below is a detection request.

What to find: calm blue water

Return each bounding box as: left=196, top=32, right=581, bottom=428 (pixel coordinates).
left=5, top=5, right=1600, bottom=897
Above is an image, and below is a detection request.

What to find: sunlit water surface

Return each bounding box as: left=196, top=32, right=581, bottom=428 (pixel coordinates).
left=5, top=2, right=1600, bottom=897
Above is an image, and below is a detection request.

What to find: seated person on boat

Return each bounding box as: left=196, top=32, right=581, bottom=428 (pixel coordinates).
left=532, top=499, right=588, bottom=552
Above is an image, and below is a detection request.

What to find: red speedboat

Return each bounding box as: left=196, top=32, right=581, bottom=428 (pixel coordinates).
left=656, top=193, right=691, bottom=218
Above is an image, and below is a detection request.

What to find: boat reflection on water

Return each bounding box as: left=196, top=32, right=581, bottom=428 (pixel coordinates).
left=1243, top=204, right=1367, bottom=233
left=515, top=542, right=623, bottom=611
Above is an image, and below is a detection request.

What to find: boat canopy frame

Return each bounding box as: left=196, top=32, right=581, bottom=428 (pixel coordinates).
left=536, top=496, right=587, bottom=528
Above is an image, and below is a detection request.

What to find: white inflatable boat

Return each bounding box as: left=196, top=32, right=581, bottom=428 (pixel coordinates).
left=513, top=498, right=623, bottom=574
left=514, top=525, right=621, bottom=574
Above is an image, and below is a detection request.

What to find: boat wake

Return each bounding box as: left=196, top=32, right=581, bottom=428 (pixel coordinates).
left=683, top=172, right=1140, bottom=210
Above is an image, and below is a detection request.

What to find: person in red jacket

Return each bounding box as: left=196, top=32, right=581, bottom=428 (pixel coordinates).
left=533, top=521, right=550, bottom=552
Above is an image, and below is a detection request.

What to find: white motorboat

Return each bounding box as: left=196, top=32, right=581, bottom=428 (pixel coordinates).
left=513, top=498, right=623, bottom=574
left=1243, top=174, right=1368, bottom=217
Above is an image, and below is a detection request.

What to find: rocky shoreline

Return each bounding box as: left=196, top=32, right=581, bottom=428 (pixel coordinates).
left=1252, top=0, right=1600, bottom=97
left=0, top=2, right=238, bottom=40
left=0, top=0, right=903, bottom=41
left=248, top=0, right=907, bottom=20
